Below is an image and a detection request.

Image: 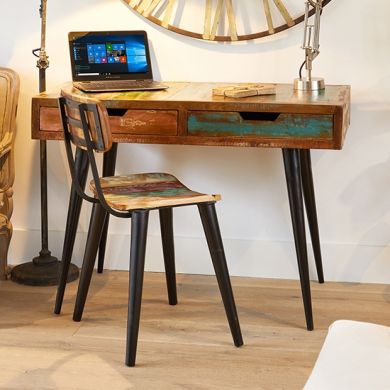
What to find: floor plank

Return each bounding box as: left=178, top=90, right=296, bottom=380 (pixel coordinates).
left=1, top=271, right=389, bottom=389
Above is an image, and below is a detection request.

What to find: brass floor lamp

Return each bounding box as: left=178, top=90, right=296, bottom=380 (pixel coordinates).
left=11, top=0, right=79, bottom=285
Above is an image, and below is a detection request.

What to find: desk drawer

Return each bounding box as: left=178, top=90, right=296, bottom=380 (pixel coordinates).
left=39, top=107, right=178, bottom=136
left=187, top=111, right=333, bottom=138
left=108, top=109, right=178, bottom=135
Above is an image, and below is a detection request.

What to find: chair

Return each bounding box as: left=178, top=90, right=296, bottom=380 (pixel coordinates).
left=55, top=89, right=243, bottom=366
left=0, top=67, right=19, bottom=280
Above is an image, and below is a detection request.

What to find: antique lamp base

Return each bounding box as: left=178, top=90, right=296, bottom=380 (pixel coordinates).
left=10, top=252, right=79, bottom=286
left=294, top=77, right=325, bottom=91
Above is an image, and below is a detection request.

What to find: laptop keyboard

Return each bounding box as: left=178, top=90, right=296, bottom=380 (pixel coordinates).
left=74, top=80, right=168, bottom=92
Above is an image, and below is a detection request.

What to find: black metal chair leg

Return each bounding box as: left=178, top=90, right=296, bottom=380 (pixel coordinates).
left=198, top=202, right=243, bottom=348
left=126, top=210, right=149, bottom=367
left=97, top=143, right=118, bottom=273
left=55, top=148, right=89, bottom=315
left=97, top=218, right=109, bottom=274
left=300, top=149, right=324, bottom=283
left=159, top=208, right=178, bottom=305
left=73, top=203, right=107, bottom=322
left=282, top=148, right=313, bottom=331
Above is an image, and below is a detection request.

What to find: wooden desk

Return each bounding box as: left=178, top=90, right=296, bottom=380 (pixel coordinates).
left=32, top=82, right=351, bottom=330
left=33, top=82, right=349, bottom=148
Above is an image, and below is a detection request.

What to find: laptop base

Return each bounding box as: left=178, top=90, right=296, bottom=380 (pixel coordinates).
left=73, top=80, right=169, bottom=93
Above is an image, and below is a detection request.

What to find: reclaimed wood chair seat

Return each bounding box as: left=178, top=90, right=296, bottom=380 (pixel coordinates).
left=55, top=89, right=243, bottom=367
left=0, top=67, right=19, bottom=280
left=89, top=172, right=220, bottom=211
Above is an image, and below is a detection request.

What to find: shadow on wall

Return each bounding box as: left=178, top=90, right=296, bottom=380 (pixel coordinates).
left=338, top=88, right=390, bottom=281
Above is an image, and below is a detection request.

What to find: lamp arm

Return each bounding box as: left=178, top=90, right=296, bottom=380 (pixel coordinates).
left=302, top=0, right=322, bottom=80
left=39, top=0, right=47, bottom=53
left=33, top=0, right=49, bottom=74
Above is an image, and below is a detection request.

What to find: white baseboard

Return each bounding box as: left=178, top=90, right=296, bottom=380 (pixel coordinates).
left=8, top=229, right=390, bottom=284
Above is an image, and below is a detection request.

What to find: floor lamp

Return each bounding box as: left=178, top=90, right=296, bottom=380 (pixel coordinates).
left=11, top=0, right=79, bottom=285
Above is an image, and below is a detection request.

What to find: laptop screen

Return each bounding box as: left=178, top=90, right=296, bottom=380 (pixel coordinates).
left=68, top=31, right=153, bottom=82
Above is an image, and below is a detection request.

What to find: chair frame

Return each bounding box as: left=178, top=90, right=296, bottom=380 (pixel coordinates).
left=0, top=67, right=19, bottom=280
left=56, top=92, right=243, bottom=366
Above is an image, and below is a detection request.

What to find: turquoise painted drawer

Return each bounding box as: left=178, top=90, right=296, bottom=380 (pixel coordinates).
left=187, top=111, right=333, bottom=138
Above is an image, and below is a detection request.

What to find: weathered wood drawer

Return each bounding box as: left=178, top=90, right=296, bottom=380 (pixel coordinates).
left=187, top=111, right=333, bottom=138
left=39, top=107, right=178, bottom=135
left=108, top=109, right=178, bottom=135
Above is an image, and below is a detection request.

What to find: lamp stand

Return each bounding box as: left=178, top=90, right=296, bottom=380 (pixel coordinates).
left=294, top=77, right=325, bottom=91
left=11, top=0, right=79, bottom=285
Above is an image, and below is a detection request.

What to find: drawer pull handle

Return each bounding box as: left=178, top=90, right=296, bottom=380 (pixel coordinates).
left=239, top=112, right=280, bottom=121
left=107, top=108, right=128, bottom=117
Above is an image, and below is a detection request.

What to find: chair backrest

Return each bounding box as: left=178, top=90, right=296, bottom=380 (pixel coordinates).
left=59, top=89, right=112, bottom=153
left=0, top=67, right=19, bottom=191
left=58, top=89, right=128, bottom=218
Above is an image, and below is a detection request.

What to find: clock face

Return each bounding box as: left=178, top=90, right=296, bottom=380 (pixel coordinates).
left=125, top=0, right=332, bottom=42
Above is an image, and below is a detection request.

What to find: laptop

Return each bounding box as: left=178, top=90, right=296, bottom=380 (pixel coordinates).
left=68, top=30, right=168, bottom=93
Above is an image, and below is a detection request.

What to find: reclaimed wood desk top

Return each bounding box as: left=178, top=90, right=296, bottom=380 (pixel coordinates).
left=32, top=82, right=350, bottom=150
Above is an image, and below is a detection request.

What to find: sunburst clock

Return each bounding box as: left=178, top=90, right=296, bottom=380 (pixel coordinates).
left=124, top=0, right=332, bottom=42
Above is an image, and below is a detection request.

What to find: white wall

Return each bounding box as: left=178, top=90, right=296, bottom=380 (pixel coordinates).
left=1, top=0, right=390, bottom=283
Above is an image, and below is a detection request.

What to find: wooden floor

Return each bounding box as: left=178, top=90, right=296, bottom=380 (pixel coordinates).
left=0, top=271, right=389, bottom=390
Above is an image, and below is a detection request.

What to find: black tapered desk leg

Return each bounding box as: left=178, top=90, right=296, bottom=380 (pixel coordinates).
left=55, top=148, right=89, bottom=314
left=159, top=207, right=178, bottom=305
left=300, top=149, right=324, bottom=283
left=282, top=148, right=313, bottom=331
left=97, top=143, right=118, bottom=274
left=198, top=202, right=243, bottom=347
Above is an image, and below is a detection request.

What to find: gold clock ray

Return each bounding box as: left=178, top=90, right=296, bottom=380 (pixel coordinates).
left=125, top=0, right=332, bottom=42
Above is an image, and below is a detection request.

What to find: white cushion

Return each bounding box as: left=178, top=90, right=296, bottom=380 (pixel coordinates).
left=304, top=320, right=390, bottom=390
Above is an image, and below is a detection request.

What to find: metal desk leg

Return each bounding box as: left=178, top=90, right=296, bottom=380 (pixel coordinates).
left=282, top=148, right=313, bottom=331
left=300, top=149, right=324, bottom=283
left=97, top=143, right=118, bottom=273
